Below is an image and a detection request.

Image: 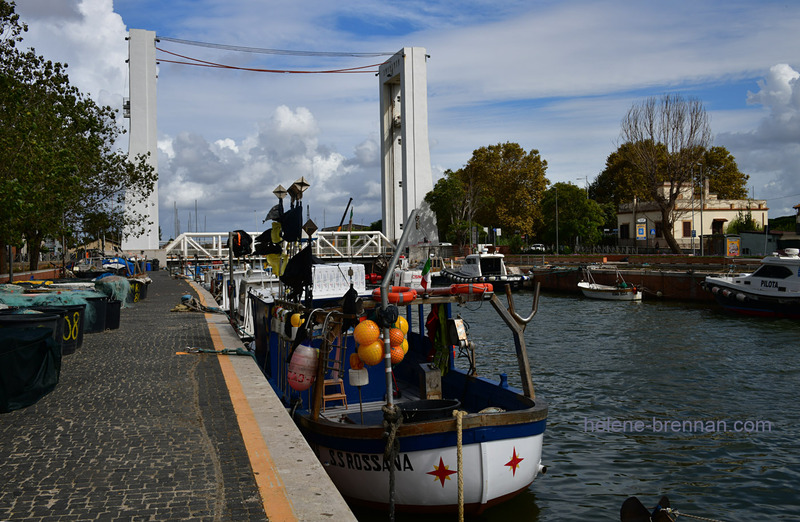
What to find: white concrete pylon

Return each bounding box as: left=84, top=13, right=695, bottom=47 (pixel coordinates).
left=379, top=48, right=439, bottom=245
left=123, top=28, right=159, bottom=252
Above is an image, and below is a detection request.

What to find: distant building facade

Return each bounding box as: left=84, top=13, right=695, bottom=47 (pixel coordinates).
left=617, top=181, right=768, bottom=253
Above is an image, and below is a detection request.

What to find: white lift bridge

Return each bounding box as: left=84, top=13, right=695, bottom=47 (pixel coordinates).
left=163, top=230, right=396, bottom=262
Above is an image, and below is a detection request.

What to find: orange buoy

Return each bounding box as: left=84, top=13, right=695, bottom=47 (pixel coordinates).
left=372, top=286, right=417, bottom=304
left=349, top=352, right=364, bottom=370
left=389, top=327, right=404, bottom=347
left=287, top=344, right=318, bottom=391
left=353, top=319, right=380, bottom=345
left=357, top=340, right=384, bottom=366
left=390, top=344, right=405, bottom=365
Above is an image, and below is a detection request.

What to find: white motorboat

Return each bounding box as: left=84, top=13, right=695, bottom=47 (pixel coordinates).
left=702, top=248, right=800, bottom=318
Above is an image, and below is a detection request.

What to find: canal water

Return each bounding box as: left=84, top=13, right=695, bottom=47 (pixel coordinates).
left=355, top=290, right=800, bottom=521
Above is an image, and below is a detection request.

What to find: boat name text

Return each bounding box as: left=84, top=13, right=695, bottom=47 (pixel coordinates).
left=326, top=449, right=414, bottom=472
left=760, top=280, right=779, bottom=288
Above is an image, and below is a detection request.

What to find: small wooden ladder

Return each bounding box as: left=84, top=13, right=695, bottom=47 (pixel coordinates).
left=320, top=314, right=348, bottom=412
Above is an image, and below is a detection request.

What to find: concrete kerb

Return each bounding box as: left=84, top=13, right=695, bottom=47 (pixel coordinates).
left=189, top=281, right=357, bottom=522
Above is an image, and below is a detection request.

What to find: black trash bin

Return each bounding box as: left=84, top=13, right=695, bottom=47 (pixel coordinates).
left=105, top=299, right=121, bottom=330
left=26, top=304, right=86, bottom=355
left=0, top=311, right=60, bottom=343
left=84, top=295, right=108, bottom=333
left=0, top=327, right=61, bottom=413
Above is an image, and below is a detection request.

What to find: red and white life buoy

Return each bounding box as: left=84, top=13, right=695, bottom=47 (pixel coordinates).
left=372, top=286, right=417, bottom=304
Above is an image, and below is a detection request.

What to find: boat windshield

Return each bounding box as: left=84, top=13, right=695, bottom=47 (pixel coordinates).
left=480, top=257, right=503, bottom=275
left=751, top=264, right=793, bottom=279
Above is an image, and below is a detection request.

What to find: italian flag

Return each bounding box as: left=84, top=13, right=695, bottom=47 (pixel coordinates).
left=421, top=258, right=432, bottom=291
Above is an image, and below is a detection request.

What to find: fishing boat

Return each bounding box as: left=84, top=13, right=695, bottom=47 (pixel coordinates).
left=577, top=266, right=642, bottom=301
left=702, top=248, right=800, bottom=318
left=247, top=210, right=548, bottom=515
left=440, top=249, right=527, bottom=290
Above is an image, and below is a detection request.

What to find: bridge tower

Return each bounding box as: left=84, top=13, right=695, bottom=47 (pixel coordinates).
left=379, top=48, right=439, bottom=245
left=123, top=29, right=159, bottom=252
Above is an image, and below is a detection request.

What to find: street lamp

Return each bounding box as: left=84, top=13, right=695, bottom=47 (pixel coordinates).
left=555, top=185, right=559, bottom=255
left=691, top=165, right=696, bottom=256
left=697, top=163, right=704, bottom=256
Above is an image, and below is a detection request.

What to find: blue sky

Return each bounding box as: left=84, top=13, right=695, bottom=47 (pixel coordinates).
left=15, top=0, right=800, bottom=239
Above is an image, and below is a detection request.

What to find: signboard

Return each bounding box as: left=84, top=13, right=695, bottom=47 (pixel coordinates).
left=725, top=235, right=740, bottom=258
left=636, top=224, right=646, bottom=240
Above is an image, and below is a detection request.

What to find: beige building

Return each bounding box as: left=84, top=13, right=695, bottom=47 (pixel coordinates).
left=617, top=181, right=768, bottom=252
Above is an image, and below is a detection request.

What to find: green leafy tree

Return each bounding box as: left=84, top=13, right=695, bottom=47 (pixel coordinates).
left=726, top=210, right=762, bottom=234
left=590, top=142, right=652, bottom=208
left=540, top=183, right=605, bottom=250
left=424, top=171, right=466, bottom=241
left=0, top=1, right=155, bottom=270
left=465, top=143, right=548, bottom=236
left=697, top=146, right=748, bottom=200
left=426, top=143, right=549, bottom=245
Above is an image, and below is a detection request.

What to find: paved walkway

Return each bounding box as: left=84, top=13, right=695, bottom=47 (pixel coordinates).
left=0, top=270, right=354, bottom=521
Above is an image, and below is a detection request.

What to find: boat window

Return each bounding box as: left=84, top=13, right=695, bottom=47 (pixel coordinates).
left=480, top=258, right=502, bottom=274
left=751, top=265, right=793, bottom=279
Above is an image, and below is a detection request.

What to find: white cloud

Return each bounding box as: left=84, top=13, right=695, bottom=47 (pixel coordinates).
left=717, top=64, right=800, bottom=217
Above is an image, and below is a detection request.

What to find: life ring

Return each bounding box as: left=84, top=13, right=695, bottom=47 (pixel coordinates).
left=450, top=283, right=493, bottom=295
left=372, top=286, right=417, bottom=304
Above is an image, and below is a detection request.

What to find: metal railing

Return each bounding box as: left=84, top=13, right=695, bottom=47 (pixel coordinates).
left=162, top=230, right=395, bottom=261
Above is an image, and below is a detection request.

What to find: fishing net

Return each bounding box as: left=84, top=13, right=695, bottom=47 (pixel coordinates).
left=0, top=286, right=111, bottom=330
left=93, top=275, right=131, bottom=306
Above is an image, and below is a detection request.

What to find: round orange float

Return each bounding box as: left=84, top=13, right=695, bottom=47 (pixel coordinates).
left=353, top=319, right=380, bottom=345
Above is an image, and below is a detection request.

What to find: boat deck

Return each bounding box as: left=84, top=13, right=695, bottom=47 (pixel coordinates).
left=318, top=377, right=426, bottom=425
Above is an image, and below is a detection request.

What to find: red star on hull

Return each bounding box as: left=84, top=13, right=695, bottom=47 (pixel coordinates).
left=427, top=456, right=458, bottom=487
left=505, top=447, right=524, bottom=476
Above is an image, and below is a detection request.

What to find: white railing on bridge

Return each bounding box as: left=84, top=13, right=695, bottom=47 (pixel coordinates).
left=162, top=230, right=395, bottom=261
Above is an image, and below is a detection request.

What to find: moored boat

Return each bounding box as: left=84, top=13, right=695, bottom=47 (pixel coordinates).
left=577, top=266, right=642, bottom=301
left=440, top=250, right=527, bottom=289
left=248, top=209, right=548, bottom=515
left=702, top=248, right=800, bottom=318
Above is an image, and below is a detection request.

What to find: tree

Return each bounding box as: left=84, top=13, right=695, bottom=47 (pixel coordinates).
left=726, top=210, right=762, bottom=234
left=698, top=146, right=748, bottom=200
left=540, top=183, right=605, bottom=250
left=619, top=94, right=712, bottom=253
left=594, top=143, right=748, bottom=208
left=424, top=171, right=466, bottom=241
left=0, top=1, right=156, bottom=270
left=590, top=142, right=651, bottom=208
left=426, top=143, right=549, bottom=245
left=464, top=143, right=548, bottom=236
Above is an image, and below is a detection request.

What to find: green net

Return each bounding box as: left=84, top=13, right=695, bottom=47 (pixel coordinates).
left=0, top=286, right=110, bottom=329
left=93, top=276, right=131, bottom=306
